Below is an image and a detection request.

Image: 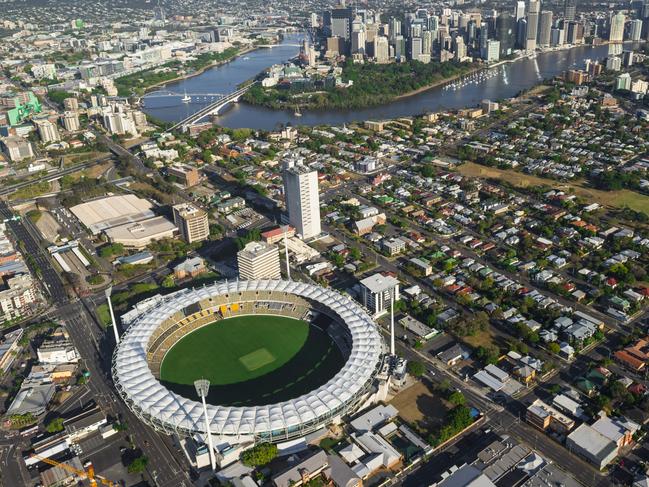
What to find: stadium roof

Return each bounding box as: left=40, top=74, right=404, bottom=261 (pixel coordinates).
left=113, top=280, right=384, bottom=440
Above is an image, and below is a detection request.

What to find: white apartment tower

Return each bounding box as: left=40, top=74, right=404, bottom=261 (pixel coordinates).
left=35, top=119, right=60, bottom=143
left=61, top=111, right=80, bottom=132
left=237, top=241, right=281, bottom=280
left=609, top=12, right=625, bottom=43
left=282, top=160, right=321, bottom=240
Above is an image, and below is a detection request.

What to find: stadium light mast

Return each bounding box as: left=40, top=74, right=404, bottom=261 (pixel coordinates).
left=105, top=287, right=119, bottom=344
left=283, top=225, right=291, bottom=280
left=194, top=379, right=216, bottom=472
left=390, top=290, right=395, bottom=356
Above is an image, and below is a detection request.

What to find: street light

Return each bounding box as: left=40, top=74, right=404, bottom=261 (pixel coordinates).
left=194, top=379, right=216, bottom=471
left=105, top=287, right=119, bottom=344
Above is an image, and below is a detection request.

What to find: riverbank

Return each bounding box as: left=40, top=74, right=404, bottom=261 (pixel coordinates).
left=242, top=60, right=477, bottom=111
left=119, top=44, right=260, bottom=97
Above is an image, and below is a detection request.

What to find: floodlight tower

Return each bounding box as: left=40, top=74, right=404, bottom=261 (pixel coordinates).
left=194, top=379, right=216, bottom=471
left=283, top=225, right=291, bottom=280
left=105, top=287, right=119, bottom=344
left=390, top=290, right=395, bottom=356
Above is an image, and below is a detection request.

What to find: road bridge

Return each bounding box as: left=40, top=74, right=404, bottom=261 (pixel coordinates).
left=168, top=82, right=258, bottom=132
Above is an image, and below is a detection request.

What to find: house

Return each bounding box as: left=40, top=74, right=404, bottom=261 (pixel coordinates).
left=272, top=450, right=329, bottom=487
left=438, top=343, right=470, bottom=366
left=614, top=338, right=649, bottom=372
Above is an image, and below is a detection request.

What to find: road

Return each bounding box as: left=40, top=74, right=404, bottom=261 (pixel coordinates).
left=0, top=201, right=68, bottom=305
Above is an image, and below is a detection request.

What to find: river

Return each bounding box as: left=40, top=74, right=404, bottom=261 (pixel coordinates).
left=142, top=34, right=627, bottom=130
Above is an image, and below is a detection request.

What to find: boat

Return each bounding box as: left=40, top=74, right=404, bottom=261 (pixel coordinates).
left=181, top=90, right=191, bottom=103
left=294, top=105, right=302, bottom=117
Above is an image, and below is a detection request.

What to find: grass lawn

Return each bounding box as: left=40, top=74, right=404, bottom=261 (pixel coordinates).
left=160, top=315, right=345, bottom=406
left=457, top=162, right=649, bottom=215
left=161, top=315, right=308, bottom=386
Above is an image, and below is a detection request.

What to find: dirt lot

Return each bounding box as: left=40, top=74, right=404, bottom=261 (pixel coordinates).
left=34, top=211, right=62, bottom=243
left=457, top=162, right=649, bottom=215
left=390, top=379, right=450, bottom=432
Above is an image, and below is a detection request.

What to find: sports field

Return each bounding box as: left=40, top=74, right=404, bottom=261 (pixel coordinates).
left=159, top=315, right=345, bottom=406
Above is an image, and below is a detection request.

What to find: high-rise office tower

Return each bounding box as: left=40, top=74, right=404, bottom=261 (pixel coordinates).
left=537, top=11, right=553, bottom=47
left=237, top=241, right=281, bottom=280
left=374, top=36, right=389, bottom=63
left=409, top=36, right=423, bottom=59
left=393, top=35, right=406, bottom=60
left=514, top=1, right=526, bottom=21
left=453, top=36, right=466, bottom=60
left=609, top=12, right=625, bottom=42
left=496, top=13, right=515, bottom=56
left=551, top=27, right=565, bottom=46
left=331, top=4, right=353, bottom=53
left=629, top=19, right=643, bottom=40
left=517, top=18, right=528, bottom=48
left=390, top=18, right=402, bottom=40
left=282, top=161, right=321, bottom=240
left=526, top=0, right=540, bottom=50
left=351, top=27, right=366, bottom=53
left=172, top=203, right=209, bottom=243
left=564, top=0, right=576, bottom=21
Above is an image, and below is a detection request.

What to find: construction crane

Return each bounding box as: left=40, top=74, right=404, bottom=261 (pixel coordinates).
left=30, top=454, right=117, bottom=487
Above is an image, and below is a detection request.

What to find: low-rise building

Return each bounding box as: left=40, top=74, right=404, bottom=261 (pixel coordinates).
left=565, top=424, right=618, bottom=469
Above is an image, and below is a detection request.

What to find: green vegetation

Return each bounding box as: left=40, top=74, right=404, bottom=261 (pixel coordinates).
left=127, top=455, right=148, bottom=474
left=9, top=181, right=51, bottom=201
left=45, top=417, right=64, bottom=433
left=427, top=405, right=475, bottom=446
left=407, top=360, right=425, bottom=377
left=235, top=228, right=262, bottom=250
left=115, top=47, right=240, bottom=97
left=26, top=210, right=42, bottom=223
left=47, top=90, right=74, bottom=106
left=241, top=443, right=278, bottom=467
left=99, top=243, right=124, bottom=258
left=243, top=60, right=475, bottom=110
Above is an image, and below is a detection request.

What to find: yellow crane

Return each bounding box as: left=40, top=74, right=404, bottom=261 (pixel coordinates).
left=30, top=454, right=117, bottom=487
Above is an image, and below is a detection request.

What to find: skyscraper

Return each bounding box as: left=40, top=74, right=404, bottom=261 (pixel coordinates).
left=609, top=12, right=625, bottom=43
left=537, top=11, right=553, bottom=47
left=282, top=161, right=322, bottom=240
left=496, top=13, right=515, bottom=56
left=564, top=0, right=576, bottom=21
left=526, top=0, right=541, bottom=50
left=374, top=36, right=389, bottom=63
left=629, top=19, right=643, bottom=41
left=514, top=1, right=526, bottom=21
left=517, top=18, right=528, bottom=48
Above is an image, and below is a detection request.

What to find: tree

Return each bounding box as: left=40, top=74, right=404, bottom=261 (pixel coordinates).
left=448, top=390, right=466, bottom=406
left=407, top=360, right=425, bottom=377
left=127, top=455, right=148, bottom=474
left=161, top=275, right=175, bottom=288
left=241, top=443, right=278, bottom=467
left=548, top=342, right=561, bottom=354
left=45, top=417, right=64, bottom=433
